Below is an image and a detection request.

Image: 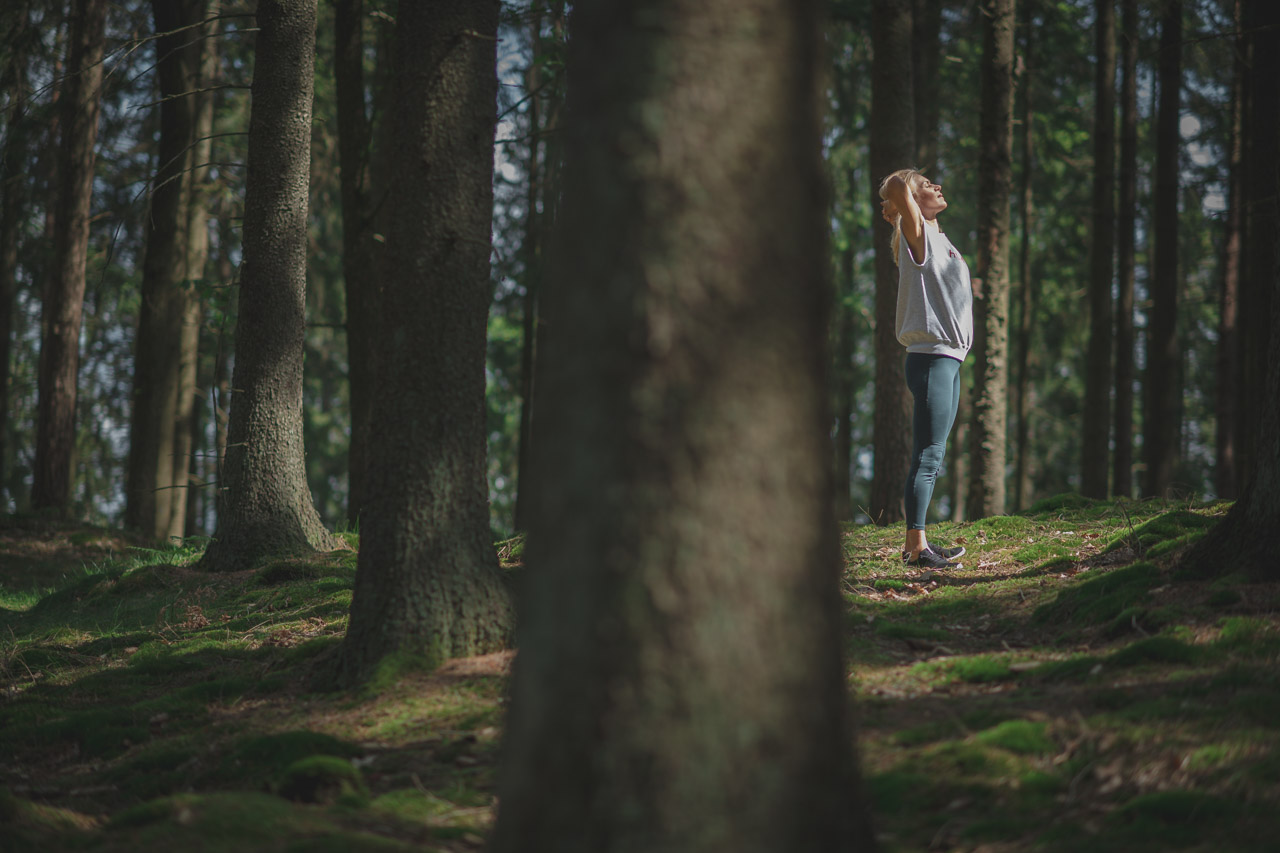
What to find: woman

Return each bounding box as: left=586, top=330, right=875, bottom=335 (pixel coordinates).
left=878, top=169, right=973, bottom=569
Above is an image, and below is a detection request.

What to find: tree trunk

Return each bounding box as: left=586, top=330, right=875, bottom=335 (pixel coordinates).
left=127, top=0, right=215, bottom=540
left=1236, top=0, right=1276, bottom=495
left=1214, top=0, right=1243, bottom=501
left=334, top=0, right=376, bottom=527
left=1184, top=0, right=1279, bottom=576
left=1081, top=0, right=1116, bottom=499
left=514, top=7, right=545, bottom=535
left=913, top=0, right=944, bottom=175
left=1113, top=0, right=1138, bottom=499
left=515, top=2, right=568, bottom=535
left=834, top=240, right=857, bottom=522
left=1143, top=0, right=1181, bottom=498
left=32, top=0, right=107, bottom=514
left=0, top=1, right=30, bottom=513
left=199, top=0, right=337, bottom=571
left=868, top=0, right=916, bottom=527
left=169, top=9, right=217, bottom=542
left=967, top=0, right=1016, bottom=519
left=1013, top=6, right=1035, bottom=512
left=335, top=0, right=515, bottom=684
left=491, top=2, right=874, bottom=850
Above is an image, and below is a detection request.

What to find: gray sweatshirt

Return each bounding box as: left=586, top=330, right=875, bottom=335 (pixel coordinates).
left=895, top=224, right=974, bottom=362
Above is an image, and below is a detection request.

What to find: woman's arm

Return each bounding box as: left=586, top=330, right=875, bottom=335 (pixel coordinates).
left=882, top=175, right=926, bottom=264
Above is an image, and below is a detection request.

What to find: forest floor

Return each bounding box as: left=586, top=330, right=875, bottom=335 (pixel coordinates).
left=1, top=497, right=1278, bottom=851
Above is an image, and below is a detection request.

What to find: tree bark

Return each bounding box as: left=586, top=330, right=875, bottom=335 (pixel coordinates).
left=491, top=1, right=874, bottom=850
left=967, top=0, right=1016, bottom=519
left=514, top=7, right=545, bottom=535
left=515, top=2, right=568, bottom=534
left=0, top=0, right=31, bottom=513
left=834, top=239, right=857, bottom=522
left=1235, top=0, right=1276, bottom=495
left=913, top=0, right=944, bottom=175
left=1081, top=0, right=1116, bottom=499
left=1214, top=0, right=1243, bottom=501
left=32, top=0, right=107, bottom=514
left=199, top=0, right=338, bottom=571
left=1013, top=6, right=1035, bottom=512
left=868, top=0, right=916, bottom=526
left=1184, top=0, right=1279, bottom=576
left=334, top=0, right=377, bottom=527
left=169, top=7, right=218, bottom=542
left=1143, top=0, right=1181, bottom=498
left=1113, top=0, right=1138, bottom=499
left=127, top=0, right=215, bottom=540
left=335, top=0, right=515, bottom=683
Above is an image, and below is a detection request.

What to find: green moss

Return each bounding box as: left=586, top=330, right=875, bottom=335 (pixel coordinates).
left=1033, top=562, right=1162, bottom=630
left=1216, top=617, right=1278, bottom=652
left=1107, top=636, right=1199, bottom=668
left=107, top=794, right=197, bottom=829
left=1104, top=605, right=1178, bottom=638
left=874, top=621, right=953, bottom=642
left=364, top=650, right=445, bottom=694
left=371, top=788, right=457, bottom=822
left=920, top=741, right=1020, bottom=778
left=1028, top=655, right=1103, bottom=682
left=867, top=770, right=953, bottom=816
left=912, top=654, right=1012, bottom=685
left=256, top=560, right=325, bottom=586
left=891, top=720, right=959, bottom=746
left=1027, top=493, right=1098, bottom=514
left=0, top=787, right=97, bottom=835
left=1111, top=789, right=1242, bottom=826
left=277, top=755, right=369, bottom=805
left=1229, top=690, right=1280, bottom=726
left=37, top=706, right=149, bottom=758
left=973, top=720, right=1055, bottom=755
left=1207, top=587, right=1243, bottom=607
left=218, top=731, right=363, bottom=788
left=969, top=515, right=1037, bottom=536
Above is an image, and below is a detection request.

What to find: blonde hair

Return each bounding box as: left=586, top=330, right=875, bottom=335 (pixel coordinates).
left=878, top=168, right=924, bottom=265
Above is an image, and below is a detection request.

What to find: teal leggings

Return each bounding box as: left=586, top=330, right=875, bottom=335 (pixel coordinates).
left=904, top=353, right=961, bottom=530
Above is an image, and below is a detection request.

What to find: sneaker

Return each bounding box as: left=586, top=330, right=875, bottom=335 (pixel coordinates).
left=902, top=543, right=965, bottom=563
left=904, top=546, right=961, bottom=569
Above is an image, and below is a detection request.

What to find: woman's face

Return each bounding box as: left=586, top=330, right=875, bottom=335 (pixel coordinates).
left=913, top=177, right=948, bottom=219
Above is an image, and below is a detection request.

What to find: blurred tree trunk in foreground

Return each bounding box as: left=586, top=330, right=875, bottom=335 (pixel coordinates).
left=491, top=1, right=875, bottom=850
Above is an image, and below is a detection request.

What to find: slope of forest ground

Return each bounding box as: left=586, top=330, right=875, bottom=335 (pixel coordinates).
left=1, top=497, right=1277, bottom=852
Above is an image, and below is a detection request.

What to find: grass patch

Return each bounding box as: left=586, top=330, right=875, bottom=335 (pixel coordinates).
left=5, top=500, right=1279, bottom=852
